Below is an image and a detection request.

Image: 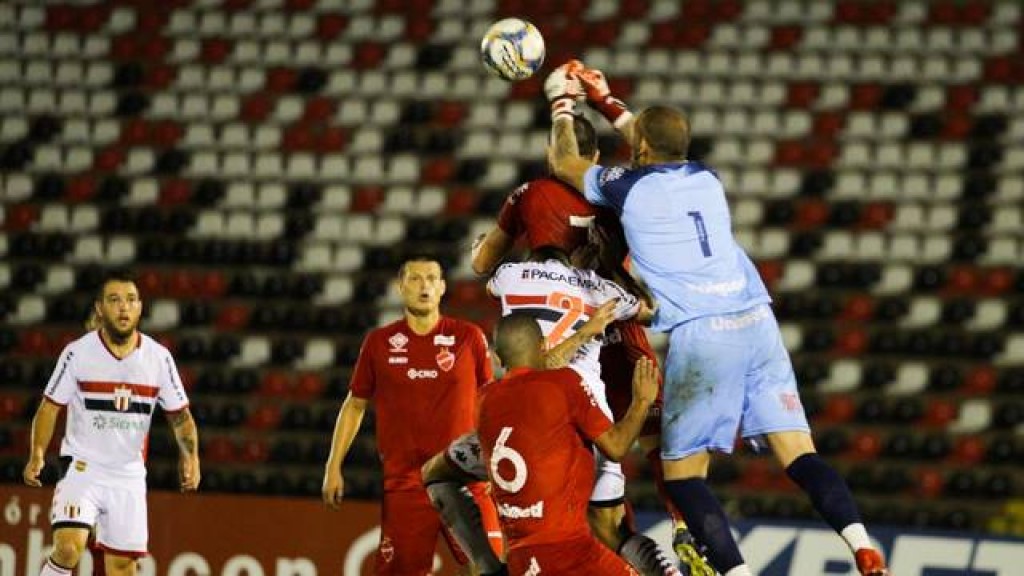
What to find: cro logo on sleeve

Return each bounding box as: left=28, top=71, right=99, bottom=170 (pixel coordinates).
left=407, top=368, right=439, bottom=380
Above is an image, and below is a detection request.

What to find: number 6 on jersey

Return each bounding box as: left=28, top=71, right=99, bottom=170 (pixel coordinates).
left=490, top=427, right=528, bottom=493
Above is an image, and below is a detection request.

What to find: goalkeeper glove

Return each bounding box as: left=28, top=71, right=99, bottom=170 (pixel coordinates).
left=543, top=60, right=583, bottom=121
left=577, top=66, right=634, bottom=130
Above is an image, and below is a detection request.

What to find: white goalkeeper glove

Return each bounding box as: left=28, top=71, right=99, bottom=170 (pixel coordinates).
left=577, top=65, right=634, bottom=130
left=544, top=59, right=583, bottom=121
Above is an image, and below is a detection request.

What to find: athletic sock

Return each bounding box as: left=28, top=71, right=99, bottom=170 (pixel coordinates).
left=40, top=558, right=72, bottom=576
left=425, top=482, right=504, bottom=573
left=785, top=453, right=864, bottom=543
left=840, top=523, right=873, bottom=553
left=724, top=566, right=753, bottom=576
left=646, top=448, right=684, bottom=524
left=664, top=478, right=744, bottom=574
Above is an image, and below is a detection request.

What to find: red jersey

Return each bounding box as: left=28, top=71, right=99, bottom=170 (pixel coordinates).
left=350, top=316, right=493, bottom=492
left=477, top=366, right=613, bottom=549
left=497, top=177, right=599, bottom=252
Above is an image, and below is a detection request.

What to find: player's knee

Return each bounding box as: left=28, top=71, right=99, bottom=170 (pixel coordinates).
left=105, top=554, right=138, bottom=576
left=50, top=538, right=85, bottom=567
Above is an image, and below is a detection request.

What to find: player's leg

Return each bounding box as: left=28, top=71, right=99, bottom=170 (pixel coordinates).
left=375, top=490, right=440, bottom=575
left=45, top=464, right=101, bottom=575
left=639, top=436, right=714, bottom=576
left=102, top=554, right=138, bottom=576
left=40, top=528, right=90, bottom=576
left=744, top=311, right=887, bottom=576
left=589, top=456, right=678, bottom=576
left=660, top=318, right=752, bottom=576
left=424, top=433, right=506, bottom=575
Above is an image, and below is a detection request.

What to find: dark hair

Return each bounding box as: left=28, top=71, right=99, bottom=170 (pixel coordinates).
left=529, top=245, right=570, bottom=264
left=635, top=105, right=690, bottom=160
left=574, top=116, right=598, bottom=157
left=95, top=270, right=137, bottom=302
left=493, top=313, right=543, bottom=366
left=398, top=254, right=443, bottom=279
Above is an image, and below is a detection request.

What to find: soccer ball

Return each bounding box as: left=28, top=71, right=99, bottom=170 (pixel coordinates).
left=480, top=18, right=545, bottom=81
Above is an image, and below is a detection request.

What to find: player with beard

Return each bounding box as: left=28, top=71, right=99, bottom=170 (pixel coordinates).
left=322, top=255, right=503, bottom=575
left=24, top=272, right=200, bottom=576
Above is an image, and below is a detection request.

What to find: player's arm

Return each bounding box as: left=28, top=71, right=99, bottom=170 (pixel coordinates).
left=543, top=299, right=617, bottom=369
left=471, top=226, right=514, bottom=277
left=23, top=398, right=61, bottom=487
left=166, top=408, right=201, bottom=492
left=593, top=357, right=658, bottom=461
left=548, top=115, right=594, bottom=194
left=322, top=391, right=368, bottom=509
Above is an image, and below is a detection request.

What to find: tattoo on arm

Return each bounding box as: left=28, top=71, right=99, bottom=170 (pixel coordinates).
left=169, top=410, right=198, bottom=455
left=552, top=119, right=579, bottom=160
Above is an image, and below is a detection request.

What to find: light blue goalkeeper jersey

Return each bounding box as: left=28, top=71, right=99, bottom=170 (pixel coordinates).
left=582, top=162, right=771, bottom=332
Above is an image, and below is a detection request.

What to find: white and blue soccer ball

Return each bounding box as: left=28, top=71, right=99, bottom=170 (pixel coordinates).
left=480, top=18, right=545, bottom=81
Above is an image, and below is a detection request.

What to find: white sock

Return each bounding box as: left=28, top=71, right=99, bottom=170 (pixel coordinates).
left=841, top=523, right=873, bottom=553
left=40, top=558, right=72, bottom=576
left=724, top=566, right=753, bottom=576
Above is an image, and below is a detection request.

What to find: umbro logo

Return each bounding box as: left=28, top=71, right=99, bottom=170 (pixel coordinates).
left=388, top=332, right=408, bottom=353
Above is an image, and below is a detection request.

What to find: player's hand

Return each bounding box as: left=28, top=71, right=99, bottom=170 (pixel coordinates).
left=632, top=357, right=658, bottom=406
left=22, top=455, right=44, bottom=487
left=179, top=454, right=200, bottom=492
left=322, top=468, right=345, bottom=510
left=577, top=65, right=611, bottom=102
left=577, top=64, right=634, bottom=129
left=579, top=300, right=617, bottom=339
left=544, top=60, right=583, bottom=120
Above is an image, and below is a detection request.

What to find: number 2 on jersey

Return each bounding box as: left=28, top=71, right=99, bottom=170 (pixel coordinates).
left=687, top=211, right=712, bottom=257
left=545, top=292, right=585, bottom=346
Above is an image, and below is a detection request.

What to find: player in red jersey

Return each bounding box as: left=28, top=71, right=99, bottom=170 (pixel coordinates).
left=23, top=272, right=200, bottom=576
left=478, top=313, right=658, bottom=575
left=322, top=255, right=502, bottom=575
left=471, top=116, right=712, bottom=574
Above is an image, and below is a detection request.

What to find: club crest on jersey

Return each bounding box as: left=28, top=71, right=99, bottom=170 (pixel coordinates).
left=436, top=348, right=455, bottom=372
left=433, top=334, right=455, bottom=347
left=379, top=536, right=395, bottom=563
left=388, top=333, right=408, bottom=353
left=113, top=386, right=133, bottom=412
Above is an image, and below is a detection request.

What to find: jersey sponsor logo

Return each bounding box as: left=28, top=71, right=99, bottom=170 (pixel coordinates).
left=497, top=500, right=544, bottom=519
left=407, top=368, right=439, bottom=380
left=436, top=348, right=455, bottom=372
left=686, top=276, right=748, bottom=296
left=387, top=356, right=408, bottom=364
left=91, top=414, right=149, bottom=431
left=433, top=334, right=455, bottom=347
left=388, top=332, right=408, bottom=353
left=518, top=268, right=605, bottom=290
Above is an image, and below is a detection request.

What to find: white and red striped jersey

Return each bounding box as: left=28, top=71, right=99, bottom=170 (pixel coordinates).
left=44, top=331, right=189, bottom=477
left=487, top=259, right=639, bottom=384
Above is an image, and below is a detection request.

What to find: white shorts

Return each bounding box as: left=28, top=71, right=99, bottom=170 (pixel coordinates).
left=51, top=457, right=148, bottom=557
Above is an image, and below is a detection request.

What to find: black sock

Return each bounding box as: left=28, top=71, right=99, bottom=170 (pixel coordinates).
left=786, top=453, right=862, bottom=533
left=665, top=477, right=744, bottom=573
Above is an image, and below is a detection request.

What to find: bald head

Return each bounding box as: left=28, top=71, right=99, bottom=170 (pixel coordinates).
left=634, top=105, right=690, bottom=164
left=493, top=313, right=545, bottom=370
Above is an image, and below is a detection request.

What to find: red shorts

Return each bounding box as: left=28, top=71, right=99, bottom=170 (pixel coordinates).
left=508, top=536, right=639, bottom=576
left=376, top=483, right=502, bottom=575
left=601, top=321, right=663, bottom=438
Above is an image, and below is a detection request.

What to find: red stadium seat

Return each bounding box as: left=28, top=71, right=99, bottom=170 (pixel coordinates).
left=204, top=436, right=237, bottom=463
left=770, top=26, right=803, bottom=51
left=922, top=399, right=957, bottom=428
left=240, top=93, right=274, bottom=124
left=260, top=371, right=292, bottom=397
left=247, top=404, right=282, bottom=430
left=352, top=42, right=386, bottom=70
left=315, top=13, right=348, bottom=41
left=951, top=436, right=986, bottom=465
left=200, top=38, right=232, bottom=65
left=840, top=295, right=874, bottom=322
left=965, top=366, right=997, bottom=394
left=3, top=204, right=38, bottom=231
left=159, top=179, right=192, bottom=206
left=266, top=67, right=298, bottom=92
left=238, top=438, right=270, bottom=463
left=421, top=158, right=456, bottom=185
left=850, top=431, right=882, bottom=460
left=350, top=186, right=385, bottom=213
left=294, top=373, right=326, bottom=399
left=915, top=468, right=945, bottom=499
